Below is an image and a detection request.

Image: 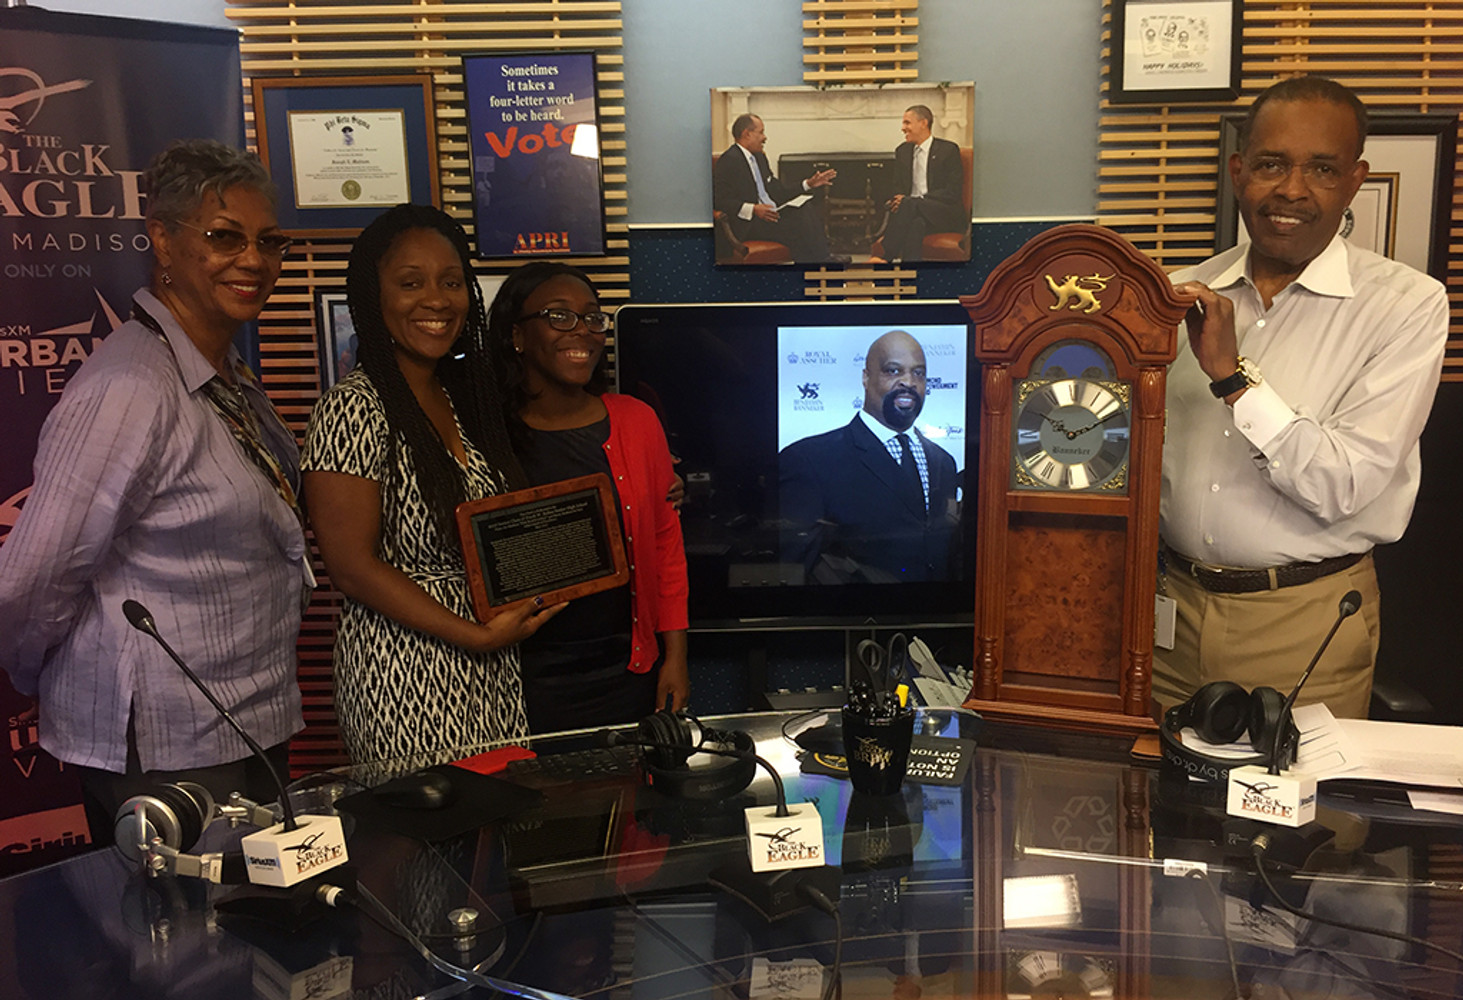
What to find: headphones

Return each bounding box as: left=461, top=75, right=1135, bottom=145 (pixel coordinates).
left=113, top=781, right=279, bottom=883
left=114, top=781, right=217, bottom=864
left=635, top=708, right=757, bottom=801
left=1159, top=681, right=1298, bottom=784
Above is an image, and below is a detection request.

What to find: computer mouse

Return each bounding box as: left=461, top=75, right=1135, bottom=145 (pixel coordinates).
left=373, top=769, right=458, bottom=810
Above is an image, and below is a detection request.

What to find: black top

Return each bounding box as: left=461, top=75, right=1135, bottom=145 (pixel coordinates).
left=516, top=418, right=632, bottom=670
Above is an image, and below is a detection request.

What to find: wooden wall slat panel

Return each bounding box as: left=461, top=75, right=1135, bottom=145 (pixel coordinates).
left=801, top=0, right=921, bottom=297
left=229, top=0, right=627, bottom=771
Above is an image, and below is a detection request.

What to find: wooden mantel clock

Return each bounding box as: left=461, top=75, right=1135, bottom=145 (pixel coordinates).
left=959, top=224, right=1188, bottom=732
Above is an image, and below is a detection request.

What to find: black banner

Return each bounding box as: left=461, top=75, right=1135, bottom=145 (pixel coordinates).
left=0, top=7, right=244, bottom=875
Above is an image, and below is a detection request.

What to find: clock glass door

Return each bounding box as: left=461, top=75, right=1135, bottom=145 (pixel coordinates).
left=1010, top=340, right=1131, bottom=495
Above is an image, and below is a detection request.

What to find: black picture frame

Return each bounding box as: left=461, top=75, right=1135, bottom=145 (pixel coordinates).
left=1215, top=112, right=1458, bottom=283
left=251, top=74, right=440, bottom=238
left=314, top=290, right=356, bottom=390
left=1110, top=0, right=1241, bottom=105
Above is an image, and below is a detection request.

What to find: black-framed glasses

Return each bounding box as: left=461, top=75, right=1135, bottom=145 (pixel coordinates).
left=176, top=220, right=293, bottom=258
left=515, top=307, right=612, bottom=334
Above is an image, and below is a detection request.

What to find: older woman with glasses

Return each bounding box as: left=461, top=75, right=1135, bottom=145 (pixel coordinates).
left=487, top=262, right=689, bottom=733
left=0, top=139, right=310, bottom=844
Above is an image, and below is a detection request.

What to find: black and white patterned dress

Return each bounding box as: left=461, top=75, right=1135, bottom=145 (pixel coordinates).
left=302, top=369, right=528, bottom=764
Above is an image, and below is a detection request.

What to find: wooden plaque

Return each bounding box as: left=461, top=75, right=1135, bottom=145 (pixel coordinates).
left=456, top=473, right=630, bottom=621
left=960, top=224, right=1187, bottom=732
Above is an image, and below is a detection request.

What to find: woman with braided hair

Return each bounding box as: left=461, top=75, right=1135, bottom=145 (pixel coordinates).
left=302, top=204, right=562, bottom=764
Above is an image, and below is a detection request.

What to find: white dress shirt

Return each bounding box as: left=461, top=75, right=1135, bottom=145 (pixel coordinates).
left=1162, top=236, right=1448, bottom=568
left=910, top=136, right=932, bottom=198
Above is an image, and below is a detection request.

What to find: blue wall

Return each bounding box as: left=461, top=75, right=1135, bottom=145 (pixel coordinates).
left=623, top=0, right=1101, bottom=225
left=54, top=0, right=1100, bottom=299
left=69, top=0, right=1101, bottom=226
left=28, top=0, right=231, bottom=29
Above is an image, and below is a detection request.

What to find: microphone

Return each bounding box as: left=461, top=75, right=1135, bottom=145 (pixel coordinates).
left=1267, top=589, right=1363, bottom=775
left=122, top=599, right=346, bottom=888
left=122, top=599, right=297, bottom=831
left=598, top=728, right=791, bottom=817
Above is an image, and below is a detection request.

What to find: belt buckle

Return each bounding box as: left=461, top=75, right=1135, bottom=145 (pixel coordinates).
left=1190, top=556, right=1223, bottom=581
left=1190, top=557, right=1253, bottom=594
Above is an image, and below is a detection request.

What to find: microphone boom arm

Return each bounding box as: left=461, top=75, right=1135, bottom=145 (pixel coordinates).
left=1268, top=590, right=1363, bottom=775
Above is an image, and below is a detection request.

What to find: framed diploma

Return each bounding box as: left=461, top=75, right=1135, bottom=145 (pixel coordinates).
left=461, top=51, right=608, bottom=258
left=251, top=75, right=440, bottom=237
left=456, top=474, right=629, bottom=621
left=1110, top=0, right=1240, bottom=105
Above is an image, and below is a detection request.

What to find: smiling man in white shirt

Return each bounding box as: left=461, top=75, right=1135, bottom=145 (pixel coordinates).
left=1159, top=76, right=1448, bottom=719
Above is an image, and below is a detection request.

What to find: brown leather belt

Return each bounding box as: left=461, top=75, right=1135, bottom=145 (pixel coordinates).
left=1164, top=546, right=1366, bottom=595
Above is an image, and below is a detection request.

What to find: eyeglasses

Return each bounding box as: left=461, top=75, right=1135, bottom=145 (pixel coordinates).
left=1244, top=155, right=1354, bottom=191
left=176, top=220, right=293, bottom=258
left=515, top=307, right=612, bottom=334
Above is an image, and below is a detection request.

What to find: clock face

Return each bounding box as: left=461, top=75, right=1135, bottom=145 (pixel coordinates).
left=1007, top=950, right=1115, bottom=999
left=1012, top=378, right=1130, bottom=492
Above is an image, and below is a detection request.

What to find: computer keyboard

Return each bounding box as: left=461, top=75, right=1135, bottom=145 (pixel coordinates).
left=504, top=744, right=643, bottom=782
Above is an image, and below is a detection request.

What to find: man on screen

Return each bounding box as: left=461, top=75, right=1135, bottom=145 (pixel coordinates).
left=712, top=113, right=846, bottom=263
left=779, top=330, right=960, bottom=583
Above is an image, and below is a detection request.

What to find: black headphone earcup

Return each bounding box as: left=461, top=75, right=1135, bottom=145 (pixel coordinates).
left=1186, top=681, right=1251, bottom=744
left=1248, top=686, right=1287, bottom=752
left=639, top=709, right=693, bottom=770
left=642, top=728, right=756, bottom=801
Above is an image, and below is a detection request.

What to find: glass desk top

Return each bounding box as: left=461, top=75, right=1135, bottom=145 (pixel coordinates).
left=4, top=709, right=1462, bottom=1000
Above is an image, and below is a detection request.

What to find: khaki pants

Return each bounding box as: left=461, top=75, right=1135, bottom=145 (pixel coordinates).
left=1153, top=552, right=1380, bottom=719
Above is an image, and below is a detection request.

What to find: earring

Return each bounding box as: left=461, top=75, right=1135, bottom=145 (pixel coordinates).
left=514, top=346, right=523, bottom=354
left=161, top=269, right=173, bottom=286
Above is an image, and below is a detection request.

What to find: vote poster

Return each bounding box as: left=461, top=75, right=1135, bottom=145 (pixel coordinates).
left=462, top=51, right=607, bottom=258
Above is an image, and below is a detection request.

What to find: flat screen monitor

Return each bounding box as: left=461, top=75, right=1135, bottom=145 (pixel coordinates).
left=614, top=300, right=977, bottom=629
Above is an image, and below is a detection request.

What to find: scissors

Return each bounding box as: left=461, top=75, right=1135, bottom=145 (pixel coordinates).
left=855, top=633, right=909, bottom=713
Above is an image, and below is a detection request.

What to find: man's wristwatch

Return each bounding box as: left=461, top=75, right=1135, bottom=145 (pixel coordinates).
left=1209, top=356, right=1262, bottom=399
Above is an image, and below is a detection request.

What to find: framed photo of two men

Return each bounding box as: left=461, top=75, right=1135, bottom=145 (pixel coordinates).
left=710, top=83, right=975, bottom=266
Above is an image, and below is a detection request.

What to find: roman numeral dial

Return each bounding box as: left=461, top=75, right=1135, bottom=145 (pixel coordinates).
left=1012, top=378, right=1131, bottom=492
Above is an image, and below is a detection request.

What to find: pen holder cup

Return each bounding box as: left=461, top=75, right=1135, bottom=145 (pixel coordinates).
left=841, top=707, right=915, bottom=796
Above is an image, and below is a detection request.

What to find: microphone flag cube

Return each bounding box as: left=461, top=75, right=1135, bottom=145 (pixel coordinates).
left=744, top=801, right=825, bottom=873
left=242, top=814, right=349, bottom=887
left=1225, top=765, right=1317, bottom=828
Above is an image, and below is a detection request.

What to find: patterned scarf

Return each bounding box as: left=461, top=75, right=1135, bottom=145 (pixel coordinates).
left=132, top=299, right=304, bottom=527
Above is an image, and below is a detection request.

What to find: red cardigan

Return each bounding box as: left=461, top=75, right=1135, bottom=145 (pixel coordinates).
left=601, top=394, right=689, bottom=672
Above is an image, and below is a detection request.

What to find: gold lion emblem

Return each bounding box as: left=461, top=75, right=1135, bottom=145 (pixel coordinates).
left=1044, top=273, right=1113, bottom=314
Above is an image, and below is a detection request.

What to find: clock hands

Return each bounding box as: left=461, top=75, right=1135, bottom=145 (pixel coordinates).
left=1061, top=409, right=1124, bottom=439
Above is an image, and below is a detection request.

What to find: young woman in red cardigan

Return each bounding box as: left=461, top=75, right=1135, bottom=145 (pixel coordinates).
left=488, top=262, right=690, bottom=732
